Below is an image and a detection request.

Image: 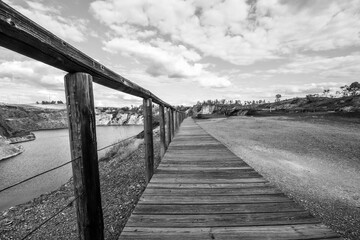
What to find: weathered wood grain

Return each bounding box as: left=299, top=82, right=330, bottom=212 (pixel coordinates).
left=126, top=211, right=320, bottom=227
left=143, top=98, right=154, bottom=183
left=159, top=105, right=166, bottom=158
left=170, top=110, right=174, bottom=140
left=142, top=186, right=282, bottom=196
left=121, top=224, right=341, bottom=240
left=132, top=202, right=304, bottom=215
left=64, top=73, right=104, bottom=240
left=138, top=194, right=291, bottom=205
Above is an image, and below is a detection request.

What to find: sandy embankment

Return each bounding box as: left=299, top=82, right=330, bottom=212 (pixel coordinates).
left=0, top=139, right=24, bottom=161
left=197, top=116, right=360, bottom=240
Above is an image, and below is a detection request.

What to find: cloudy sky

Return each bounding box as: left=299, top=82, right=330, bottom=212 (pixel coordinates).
left=0, top=0, right=359, bottom=107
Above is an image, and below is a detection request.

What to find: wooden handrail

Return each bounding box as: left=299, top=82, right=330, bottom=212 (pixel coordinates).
left=0, top=1, right=174, bottom=109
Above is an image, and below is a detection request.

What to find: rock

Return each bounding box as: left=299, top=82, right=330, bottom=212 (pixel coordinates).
left=340, top=106, right=354, bottom=112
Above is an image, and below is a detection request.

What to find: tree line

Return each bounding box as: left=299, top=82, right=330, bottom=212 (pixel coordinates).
left=195, top=81, right=360, bottom=108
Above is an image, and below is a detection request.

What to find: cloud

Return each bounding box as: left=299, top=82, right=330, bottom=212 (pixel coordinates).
left=104, top=38, right=203, bottom=78
left=0, top=60, right=65, bottom=90
left=268, top=52, right=360, bottom=78
left=0, top=59, right=67, bottom=104
left=196, top=74, right=232, bottom=88
left=93, top=83, right=143, bottom=107
left=91, top=0, right=360, bottom=66
left=5, top=0, right=88, bottom=42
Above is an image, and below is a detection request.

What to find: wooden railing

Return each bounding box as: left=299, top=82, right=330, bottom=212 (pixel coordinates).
left=0, top=2, right=186, bottom=239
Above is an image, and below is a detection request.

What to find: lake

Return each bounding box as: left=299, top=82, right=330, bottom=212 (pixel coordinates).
left=0, top=125, right=143, bottom=211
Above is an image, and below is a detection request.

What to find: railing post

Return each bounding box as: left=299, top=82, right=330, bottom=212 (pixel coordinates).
left=170, top=109, right=175, bottom=139
left=159, top=104, right=166, bottom=158
left=143, top=98, right=154, bottom=183
left=174, top=110, right=179, bottom=132
left=64, top=72, right=104, bottom=240
left=167, top=108, right=171, bottom=145
left=177, top=111, right=180, bottom=128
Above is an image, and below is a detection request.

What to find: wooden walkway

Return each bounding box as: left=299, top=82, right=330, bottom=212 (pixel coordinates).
left=119, top=118, right=342, bottom=239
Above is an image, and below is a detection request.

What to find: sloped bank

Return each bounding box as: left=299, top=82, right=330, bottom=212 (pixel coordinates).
left=0, top=137, right=24, bottom=161
left=0, top=104, right=144, bottom=160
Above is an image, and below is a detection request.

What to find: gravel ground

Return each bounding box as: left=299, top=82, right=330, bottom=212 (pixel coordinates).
left=196, top=115, right=360, bottom=240
left=0, top=132, right=162, bottom=240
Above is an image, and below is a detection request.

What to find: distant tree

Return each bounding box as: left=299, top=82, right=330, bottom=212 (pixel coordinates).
left=275, top=94, right=281, bottom=102
left=36, top=101, right=39, bottom=104
left=349, top=82, right=360, bottom=96
left=322, top=89, right=330, bottom=97
left=340, top=85, right=349, bottom=96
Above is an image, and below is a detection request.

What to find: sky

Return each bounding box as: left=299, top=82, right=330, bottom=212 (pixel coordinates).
left=0, top=0, right=360, bottom=107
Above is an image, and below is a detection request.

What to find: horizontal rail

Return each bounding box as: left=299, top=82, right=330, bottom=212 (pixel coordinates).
left=0, top=2, right=174, bottom=109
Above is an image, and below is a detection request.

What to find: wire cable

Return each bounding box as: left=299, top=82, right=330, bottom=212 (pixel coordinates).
left=97, top=135, right=136, bottom=152
left=0, top=133, right=139, bottom=194
left=20, top=196, right=79, bottom=240
left=0, top=156, right=80, bottom=194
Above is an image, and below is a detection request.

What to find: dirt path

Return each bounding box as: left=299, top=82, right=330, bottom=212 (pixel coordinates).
left=196, top=116, right=360, bottom=240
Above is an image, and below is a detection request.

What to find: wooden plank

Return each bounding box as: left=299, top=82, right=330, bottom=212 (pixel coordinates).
left=142, top=186, right=282, bottom=196
left=157, top=162, right=247, bottom=167
left=147, top=182, right=273, bottom=189
left=150, top=172, right=262, bottom=179
left=143, top=98, right=154, bottom=183
left=157, top=166, right=253, bottom=171
left=0, top=2, right=173, bottom=109
left=150, top=177, right=268, bottom=184
left=132, top=202, right=305, bottom=215
left=120, top=224, right=341, bottom=240
left=138, top=194, right=291, bottom=204
left=126, top=212, right=320, bottom=227
left=155, top=168, right=256, bottom=174
left=64, top=73, right=104, bottom=240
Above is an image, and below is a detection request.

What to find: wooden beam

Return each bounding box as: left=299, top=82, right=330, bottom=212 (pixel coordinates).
left=159, top=105, right=166, bottom=158
left=166, top=108, right=171, bottom=145
left=0, top=2, right=173, bottom=109
left=170, top=109, right=175, bottom=139
left=64, top=73, right=104, bottom=240
left=143, top=98, right=154, bottom=183
left=175, top=111, right=179, bottom=132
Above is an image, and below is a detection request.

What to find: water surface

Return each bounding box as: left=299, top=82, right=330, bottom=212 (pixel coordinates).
left=0, top=125, right=143, bottom=211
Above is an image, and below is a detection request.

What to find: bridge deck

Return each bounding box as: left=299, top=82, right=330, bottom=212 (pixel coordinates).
left=119, top=118, right=341, bottom=239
